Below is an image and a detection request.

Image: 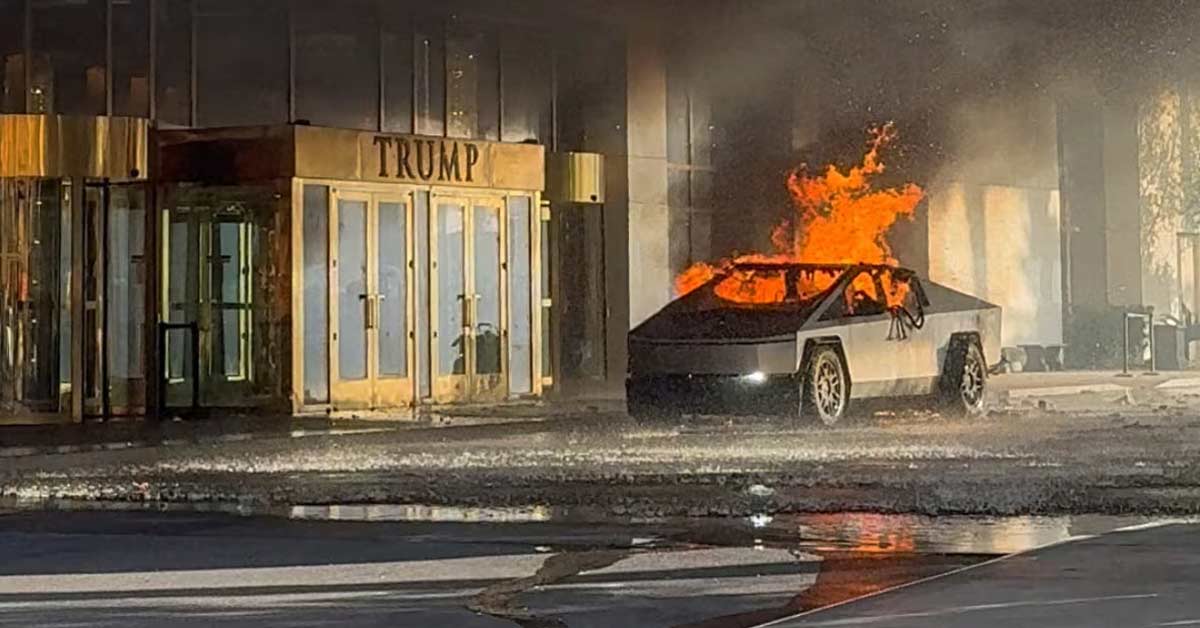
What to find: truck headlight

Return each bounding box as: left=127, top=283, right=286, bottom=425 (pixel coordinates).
left=743, top=371, right=767, bottom=384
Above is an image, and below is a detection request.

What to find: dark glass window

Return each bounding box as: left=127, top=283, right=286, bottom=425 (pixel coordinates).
left=294, top=0, right=378, bottom=130
left=32, top=0, right=106, bottom=115
left=0, top=0, right=23, bottom=112
left=446, top=23, right=498, bottom=140
left=155, top=0, right=191, bottom=126
left=667, top=64, right=690, bottom=165
left=691, top=89, right=714, bottom=168
left=195, top=0, right=287, bottom=127
left=555, top=33, right=625, bottom=154
left=558, top=205, right=607, bottom=381
left=413, top=17, right=444, bottom=136
left=382, top=5, right=413, bottom=133
left=690, top=170, right=713, bottom=260
left=113, top=0, right=151, bottom=118
left=501, top=30, right=551, bottom=144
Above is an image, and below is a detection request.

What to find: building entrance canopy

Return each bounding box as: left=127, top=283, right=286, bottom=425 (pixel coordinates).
left=158, top=124, right=544, bottom=191
left=158, top=124, right=546, bottom=417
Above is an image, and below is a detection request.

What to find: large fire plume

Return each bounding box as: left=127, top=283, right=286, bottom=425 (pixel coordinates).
left=675, top=124, right=924, bottom=305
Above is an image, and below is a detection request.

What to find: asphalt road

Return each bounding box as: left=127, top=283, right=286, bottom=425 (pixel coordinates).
left=770, top=521, right=1200, bottom=628
left=0, top=509, right=1183, bottom=627
left=0, top=511, right=847, bottom=628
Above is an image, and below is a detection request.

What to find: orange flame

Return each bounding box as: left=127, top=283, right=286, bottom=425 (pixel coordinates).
left=674, top=124, right=924, bottom=306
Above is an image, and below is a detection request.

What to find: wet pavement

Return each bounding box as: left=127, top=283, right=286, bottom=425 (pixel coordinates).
left=0, top=506, right=1179, bottom=628
left=5, top=396, right=1200, bottom=518
left=770, top=520, right=1200, bottom=628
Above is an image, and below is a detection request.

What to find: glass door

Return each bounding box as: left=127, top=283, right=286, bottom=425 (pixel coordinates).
left=164, top=207, right=253, bottom=406
left=105, top=185, right=148, bottom=414
left=431, top=195, right=507, bottom=403
left=470, top=199, right=506, bottom=401
left=0, top=179, right=70, bottom=416
left=329, top=190, right=414, bottom=409
left=432, top=197, right=469, bottom=401
left=162, top=185, right=290, bottom=411
left=81, top=181, right=148, bottom=418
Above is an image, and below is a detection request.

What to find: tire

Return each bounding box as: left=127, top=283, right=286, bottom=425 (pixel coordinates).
left=940, top=339, right=987, bottom=418
left=802, top=345, right=850, bottom=426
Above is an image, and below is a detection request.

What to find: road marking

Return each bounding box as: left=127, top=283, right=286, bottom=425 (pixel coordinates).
left=794, top=594, right=1158, bottom=626
left=0, top=554, right=548, bottom=594
left=1155, top=378, right=1200, bottom=390
left=1156, top=620, right=1200, bottom=626
left=1113, top=519, right=1195, bottom=533
left=750, top=533, right=1099, bottom=628
left=753, top=519, right=1190, bottom=628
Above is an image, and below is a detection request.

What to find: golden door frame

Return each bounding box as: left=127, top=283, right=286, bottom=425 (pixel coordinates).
left=328, top=187, right=416, bottom=410
left=429, top=193, right=509, bottom=404
left=290, top=179, right=544, bottom=415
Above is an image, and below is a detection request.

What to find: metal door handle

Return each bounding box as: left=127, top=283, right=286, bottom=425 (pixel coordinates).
left=360, top=294, right=375, bottom=329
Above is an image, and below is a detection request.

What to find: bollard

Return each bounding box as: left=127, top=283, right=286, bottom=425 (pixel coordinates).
left=1146, top=306, right=1159, bottom=376
left=1118, top=310, right=1158, bottom=377
left=1119, top=312, right=1132, bottom=377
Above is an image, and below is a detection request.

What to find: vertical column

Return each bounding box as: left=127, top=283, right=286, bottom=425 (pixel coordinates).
left=1102, top=100, right=1144, bottom=307
left=69, top=178, right=85, bottom=422
left=1058, top=98, right=1111, bottom=312
left=625, top=29, right=670, bottom=328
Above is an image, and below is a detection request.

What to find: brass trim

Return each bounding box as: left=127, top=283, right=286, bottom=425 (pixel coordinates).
left=546, top=151, right=605, bottom=204
left=297, top=126, right=545, bottom=191
left=158, top=125, right=545, bottom=192
left=0, top=115, right=150, bottom=179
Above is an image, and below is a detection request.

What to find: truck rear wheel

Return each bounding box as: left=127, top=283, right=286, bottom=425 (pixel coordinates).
left=941, top=339, right=987, bottom=418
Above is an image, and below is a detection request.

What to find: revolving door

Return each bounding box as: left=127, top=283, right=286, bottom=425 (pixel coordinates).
left=0, top=178, right=149, bottom=421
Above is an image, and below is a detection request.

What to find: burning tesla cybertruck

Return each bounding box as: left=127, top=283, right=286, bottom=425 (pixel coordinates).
left=627, top=262, right=1001, bottom=425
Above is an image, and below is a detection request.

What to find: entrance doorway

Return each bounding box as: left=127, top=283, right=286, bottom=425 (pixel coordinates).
left=164, top=207, right=254, bottom=406
left=161, top=183, right=297, bottom=412
left=431, top=195, right=507, bottom=403
left=0, top=178, right=147, bottom=422
left=329, top=190, right=415, bottom=410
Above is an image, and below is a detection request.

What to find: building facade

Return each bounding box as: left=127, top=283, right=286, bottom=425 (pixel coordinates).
left=0, top=0, right=652, bottom=422
left=7, top=1, right=1186, bottom=425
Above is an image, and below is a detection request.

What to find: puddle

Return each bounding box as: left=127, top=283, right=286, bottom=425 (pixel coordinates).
left=3, top=495, right=1185, bottom=560
left=1, top=498, right=1191, bottom=628
left=757, top=512, right=1179, bottom=555
left=0, top=495, right=286, bottom=517
left=290, top=503, right=562, bottom=523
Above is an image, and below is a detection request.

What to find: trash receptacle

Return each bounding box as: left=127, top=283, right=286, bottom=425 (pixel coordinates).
left=1154, top=323, right=1187, bottom=370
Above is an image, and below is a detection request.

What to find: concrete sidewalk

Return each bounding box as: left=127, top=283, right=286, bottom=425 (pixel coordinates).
left=0, top=415, right=399, bottom=459
left=0, top=399, right=625, bottom=459
left=766, top=521, right=1198, bottom=628
left=992, top=370, right=1200, bottom=410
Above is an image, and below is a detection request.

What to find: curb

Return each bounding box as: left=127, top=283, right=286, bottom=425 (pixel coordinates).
left=0, top=426, right=395, bottom=460
left=0, top=410, right=591, bottom=460
left=1004, top=383, right=1130, bottom=399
